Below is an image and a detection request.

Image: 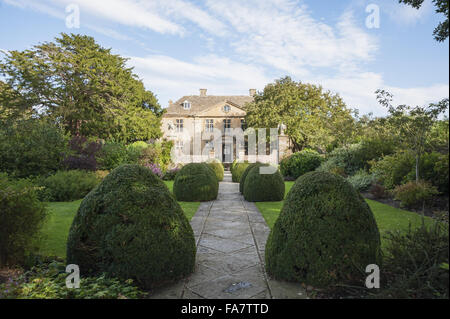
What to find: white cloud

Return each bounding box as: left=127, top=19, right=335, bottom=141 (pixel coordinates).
left=129, top=54, right=270, bottom=105
left=310, top=72, right=449, bottom=115
left=2, top=0, right=447, bottom=116
left=56, top=0, right=184, bottom=35
left=206, top=0, right=377, bottom=74
left=156, top=0, right=228, bottom=36
left=2, top=0, right=132, bottom=40
left=3, top=0, right=227, bottom=36
left=83, top=24, right=132, bottom=41
left=3, top=0, right=65, bottom=19
left=129, top=53, right=448, bottom=117
left=387, top=84, right=449, bottom=107
left=384, top=0, right=433, bottom=25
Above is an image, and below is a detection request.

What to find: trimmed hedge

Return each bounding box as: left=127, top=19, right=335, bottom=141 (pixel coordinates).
left=280, top=149, right=323, bottom=179
left=243, top=165, right=285, bottom=202
left=231, top=161, right=250, bottom=182
left=66, top=164, right=196, bottom=289
left=206, top=159, right=224, bottom=181
left=37, top=170, right=100, bottom=202
left=239, top=162, right=264, bottom=194
left=173, top=163, right=219, bottom=201
left=265, top=171, right=381, bottom=287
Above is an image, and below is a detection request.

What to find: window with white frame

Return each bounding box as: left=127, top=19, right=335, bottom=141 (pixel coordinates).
left=183, top=100, right=191, bottom=109
left=223, top=119, right=231, bottom=132
left=241, top=119, right=246, bottom=131
left=175, top=140, right=183, bottom=150
left=223, top=105, right=231, bottom=113
left=176, top=119, right=184, bottom=132
left=205, top=119, right=214, bottom=132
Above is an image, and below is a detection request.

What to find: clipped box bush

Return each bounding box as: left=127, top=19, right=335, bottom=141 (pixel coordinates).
left=231, top=161, right=250, bottom=182
left=243, top=165, right=285, bottom=202
left=230, top=159, right=238, bottom=174
left=0, top=174, right=47, bottom=267
left=280, top=149, right=323, bottom=179
left=239, top=162, right=264, bottom=194
left=38, top=170, right=101, bottom=202
left=265, top=171, right=381, bottom=287
left=173, top=163, right=219, bottom=201
left=206, top=159, right=224, bottom=181
left=66, top=164, right=196, bottom=289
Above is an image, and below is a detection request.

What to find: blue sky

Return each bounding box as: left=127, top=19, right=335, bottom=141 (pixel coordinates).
left=0, top=0, right=448, bottom=116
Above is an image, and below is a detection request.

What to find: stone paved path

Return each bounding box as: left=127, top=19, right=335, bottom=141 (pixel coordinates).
left=150, top=171, right=306, bottom=299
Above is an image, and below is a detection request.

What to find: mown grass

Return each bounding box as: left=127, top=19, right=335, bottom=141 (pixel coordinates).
left=38, top=180, right=199, bottom=259
left=255, top=181, right=435, bottom=250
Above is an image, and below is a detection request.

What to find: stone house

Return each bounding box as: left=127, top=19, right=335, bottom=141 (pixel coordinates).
left=161, top=89, right=291, bottom=164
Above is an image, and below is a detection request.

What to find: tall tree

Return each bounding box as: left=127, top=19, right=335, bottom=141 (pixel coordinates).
left=399, top=0, right=449, bottom=42
left=0, top=33, right=162, bottom=142
left=376, top=89, right=449, bottom=182
left=245, top=76, right=355, bottom=152
left=0, top=80, right=30, bottom=121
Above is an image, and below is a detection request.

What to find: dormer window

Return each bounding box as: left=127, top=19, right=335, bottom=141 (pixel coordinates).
left=183, top=100, right=191, bottom=110
left=223, top=105, right=230, bottom=113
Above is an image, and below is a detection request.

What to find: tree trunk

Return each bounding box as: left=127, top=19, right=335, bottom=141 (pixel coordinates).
left=415, top=154, right=420, bottom=183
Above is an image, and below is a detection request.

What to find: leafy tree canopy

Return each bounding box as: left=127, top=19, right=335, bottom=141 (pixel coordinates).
left=399, top=0, right=449, bottom=42
left=245, top=76, right=355, bottom=152
left=0, top=33, right=162, bottom=143
left=376, top=89, right=449, bottom=181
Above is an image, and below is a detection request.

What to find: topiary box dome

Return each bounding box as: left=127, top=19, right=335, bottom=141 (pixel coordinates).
left=231, top=161, right=250, bottom=183
left=66, top=164, right=196, bottom=289
left=239, top=162, right=264, bottom=194
left=265, top=171, right=381, bottom=287
left=243, top=165, right=285, bottom=202
left=173, top=163, right=219, bottom=201
left=205, top=159, right=224, bottom=182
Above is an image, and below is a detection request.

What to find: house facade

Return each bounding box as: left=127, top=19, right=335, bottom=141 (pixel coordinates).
left=161, top=89, right=291, bottom=164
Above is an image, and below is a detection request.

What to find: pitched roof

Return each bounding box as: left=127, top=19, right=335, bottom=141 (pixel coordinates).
left=163, top=95, right=254, bottom=117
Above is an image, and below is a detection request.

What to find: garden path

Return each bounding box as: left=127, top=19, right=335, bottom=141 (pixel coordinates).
left=150, top=171, right=306, bottom=299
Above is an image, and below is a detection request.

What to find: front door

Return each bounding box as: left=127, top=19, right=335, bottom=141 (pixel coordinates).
left=223, top=143, right=232, bottom=163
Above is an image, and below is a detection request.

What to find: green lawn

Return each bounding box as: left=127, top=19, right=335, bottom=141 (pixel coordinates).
left=255, top=181, right=435, bottom=250
left=39, top=200, right=83, bottom=258
left=38, top=180, right=199, bottom=259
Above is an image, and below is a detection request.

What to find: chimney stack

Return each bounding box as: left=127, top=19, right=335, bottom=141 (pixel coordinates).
left=249, top=89, right=256, bottom=96
left=199, top=89, right=207, bottom=97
